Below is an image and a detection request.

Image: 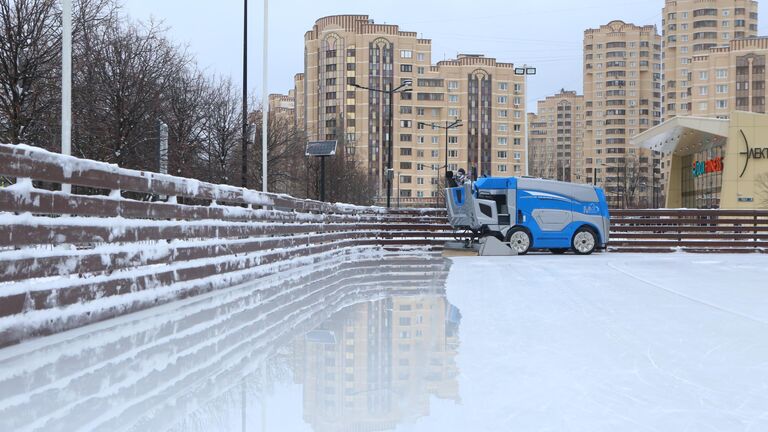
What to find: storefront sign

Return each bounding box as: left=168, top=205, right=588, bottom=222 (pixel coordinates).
left=739, top=129, right=768, bottom=178
left=691, top=156, right=723, bottom=177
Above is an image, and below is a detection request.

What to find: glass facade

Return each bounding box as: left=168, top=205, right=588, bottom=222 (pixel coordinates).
left=680, top=146, right=724, bottom=208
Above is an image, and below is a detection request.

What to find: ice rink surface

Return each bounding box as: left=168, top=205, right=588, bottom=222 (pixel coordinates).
left=1, top=252, right=767, bottom=431
left=405, top=253, right=768, bottom=432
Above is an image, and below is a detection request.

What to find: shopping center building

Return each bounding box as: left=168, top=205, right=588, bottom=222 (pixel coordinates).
left=631, top=110, right=768, bottom=209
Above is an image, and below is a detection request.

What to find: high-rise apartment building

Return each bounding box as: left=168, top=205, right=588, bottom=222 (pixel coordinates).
left=662, top=0, right=758, bottom=119
left=528, top=90, right=585, bottom=182
left=583, top=20, right=663, bottom=208
left=690, top=36, right=768, bottom=116
left=297, top=15, right=526, bottom=204
left=268, top=91, right=296, bottom=125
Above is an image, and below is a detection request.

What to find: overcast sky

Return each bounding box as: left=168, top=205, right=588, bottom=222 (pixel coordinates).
left=120, top=0, right=767, bottom=113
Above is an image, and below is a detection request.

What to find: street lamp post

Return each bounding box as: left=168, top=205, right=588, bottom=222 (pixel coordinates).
left=514, top=65, right=536, bottom=176
left=418, top=119, right=462, bottom=206
left=349, top=80, right=412, bottom=208
left=61, top=0, right=72, bottom=194
left=241, top=0, right=248, bottom=188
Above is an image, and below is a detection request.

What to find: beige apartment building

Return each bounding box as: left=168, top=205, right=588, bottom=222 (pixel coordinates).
left=297, top=15, right=526, bottom=205
left=583, top=20, right=663, bottom=208
left=268, top=91, right=296, bottom=125
left=528, top=90, right=585, bottom=182
left=690, top=36, right=768, bottom=117
left=662, top=0, right=759, bottom=120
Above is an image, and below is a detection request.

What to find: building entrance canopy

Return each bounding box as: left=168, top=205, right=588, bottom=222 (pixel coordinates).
left=631, top=112, right=768, bottom=209
left=630, top=116, right=728, bottom=157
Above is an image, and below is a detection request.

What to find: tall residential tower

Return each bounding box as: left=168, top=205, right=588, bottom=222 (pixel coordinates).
left=583, top=20, right=663, bottom=208
left=662, top=0, right=758, bottom=119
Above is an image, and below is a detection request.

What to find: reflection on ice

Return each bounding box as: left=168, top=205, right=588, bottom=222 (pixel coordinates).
left=0, top=251, right=460, bottom=432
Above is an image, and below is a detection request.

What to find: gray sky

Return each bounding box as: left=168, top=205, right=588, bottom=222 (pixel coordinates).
left=120, top=0, right=766, bottom=113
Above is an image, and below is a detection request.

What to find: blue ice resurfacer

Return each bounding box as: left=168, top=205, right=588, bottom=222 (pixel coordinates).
left=446, top=177, right=610, bottom=255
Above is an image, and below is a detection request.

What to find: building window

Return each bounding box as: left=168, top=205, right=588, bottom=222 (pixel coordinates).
left=448, top=108, right=460, bottom=117
left=699, top=71, right=709, bottom=80
left=400, top=64, right=413, bottom=72
left=448, top=94, right=459, bottom=103
left=447, top=81, right=459, bottom=90
left=497, top=96, right=508, bottom=104
left=497, top=151, right=508, bottom=159
left=716, top=100, right=728, bottom=109
left=417, top=52, right=425, bottom=61
left=448, top=150, right=458, bottom=158
left=431, top=150, right=439, bottom=157
left=431, top=136, right=439, bottom=144
left=448, top=136, right=459, bottom=144
left=698, top=102, right=708, bottom=111
left=417, top=66, right=425, bottom=74
left=400, top=120, right=412, bottom=128
left=498, top=110, right=508, bottom=118
left=498, top=137, right=508, bottom=145
left=400, top=50, right=412, bottom=58
left=716, top=84, right=728, bottom=94
left=498, top=165, right=508, bottom=172
left=699, top=86, right=709, bottom=96
left=513, top=138, right=521, bottom=145
left=716, top=68, right=728, bottom=79
left=514, top=152, right=521, bottom=160
left=498, top=124, right=508, bottom=132
left=325, top=64, right=337, bottom=72
left=499, top=82, right=509, bottom=90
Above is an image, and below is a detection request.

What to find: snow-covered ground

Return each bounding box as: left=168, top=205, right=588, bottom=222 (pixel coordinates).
left=1, top=252, right=767, bottom=431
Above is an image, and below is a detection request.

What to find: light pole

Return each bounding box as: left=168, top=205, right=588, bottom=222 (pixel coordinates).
left=261, top=0, right=269, bottom=192
left=418, top=119, right=462, bottom=204
left=514, top=65, right=536, bottom=176
left=61, top=0, right=72, bottom=194
left=241, top=0, right=248, bottom=188
left=349, top=80, right=412, bottom=208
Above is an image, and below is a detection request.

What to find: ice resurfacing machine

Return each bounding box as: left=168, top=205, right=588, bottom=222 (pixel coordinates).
left=445, top=177, right=610, bottom=255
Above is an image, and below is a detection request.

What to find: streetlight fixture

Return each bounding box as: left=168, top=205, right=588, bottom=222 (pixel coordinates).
left=514, top=65, right=536, bottom=176
left=417, top=119, right=462, bottom=205
left=349, top=80, right=413, bottom=208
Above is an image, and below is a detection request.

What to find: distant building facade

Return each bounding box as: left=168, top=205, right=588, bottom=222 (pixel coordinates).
left=528, top=90, right=585, bottom=182
left=583, top=20, right=663, bottom=208
left=662, top=0, right=759, bottom=120
left=296, top=15, right=527, bottom=204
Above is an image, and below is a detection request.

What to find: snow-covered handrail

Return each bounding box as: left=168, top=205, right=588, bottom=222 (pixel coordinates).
left=0, top=143, right=451, bottom=348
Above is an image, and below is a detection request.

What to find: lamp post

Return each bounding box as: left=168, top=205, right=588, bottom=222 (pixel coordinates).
left=241, top=0, right=248, bottom=188
left=418, top=119, right=462, bottom=205
left=514, top=65, right=536, bottom=176
left=349, top=80, right=412, bottom=208
left=61, top=0, right=72, bottom=194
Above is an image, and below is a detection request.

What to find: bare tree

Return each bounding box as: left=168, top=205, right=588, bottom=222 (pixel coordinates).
left=0, top=0, right=114, bottom=147
left=164, top=66, right=207, bottom=178
left=73, top=18, right=190, bottom=169
left=197, top=76, right=241, bottom=184
left=0, top=0, right=60, bottom=145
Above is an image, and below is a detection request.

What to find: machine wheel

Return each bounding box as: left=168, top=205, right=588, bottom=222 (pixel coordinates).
left=506, top=227, right=532, bottom=255
left=550, top=248, right=568, bottom=255
left=572, top=227, right=597, bottom=255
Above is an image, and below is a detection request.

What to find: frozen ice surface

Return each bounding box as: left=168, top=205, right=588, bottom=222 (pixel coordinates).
left=403, top=253, right=768, bottom=432
left=1, top=252, right=767, bottom=431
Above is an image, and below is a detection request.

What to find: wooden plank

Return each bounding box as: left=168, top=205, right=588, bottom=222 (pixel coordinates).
left=0, top=232, right=373, bottom=282
left=608, top=240, right=765, bottom=248
left=0, top=189, right=450, bottom=225
left=610, top=225, right=768, bottom=233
